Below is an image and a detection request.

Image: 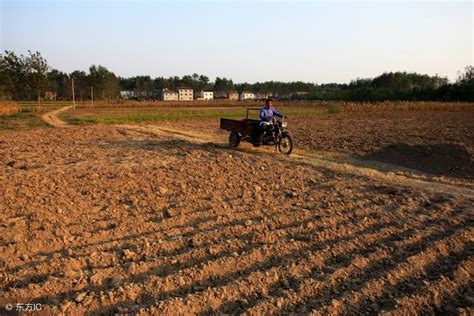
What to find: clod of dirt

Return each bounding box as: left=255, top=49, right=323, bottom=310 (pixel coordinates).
left=123, top=249, right=137, bottom=261
left=61, top=300, right=73, bottom=311
left=90, top=272, right=104, bottom=285
left=159, top=187, right=168, bottom=194
left=65, top=258, right=82, bottom=272
left=208, top=248, right=219, bottom=256
left=75, top=292, right=87, bottom=303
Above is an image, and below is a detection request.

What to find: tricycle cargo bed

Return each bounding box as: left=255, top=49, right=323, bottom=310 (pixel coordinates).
left=220, top=118, right=260, bottom=135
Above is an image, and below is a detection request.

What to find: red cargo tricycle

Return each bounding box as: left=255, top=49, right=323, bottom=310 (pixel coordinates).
left=220, top=108, right=293, bottom=155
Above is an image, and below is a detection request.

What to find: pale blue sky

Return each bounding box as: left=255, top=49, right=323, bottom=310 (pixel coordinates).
left=1, top=0, right=472, bottom=83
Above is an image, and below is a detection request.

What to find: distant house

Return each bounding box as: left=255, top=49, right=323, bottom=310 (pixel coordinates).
left=162, top=89, right=179, bottom=101
left=240, top=91, right=255, bottom=101
left=178, top=87, right=193, bottom=101
left=196, top=91, right=213, bottom=100
left=294, top=91, right=309, bottom=96
left=228, top=91, right=239, bottom=101
left=255, top=92, right=272, bottom=101
left=214, top=91, right=227, bottom=99
left=120, top=90, right=135, bottom=99
left=45, top=91, right=57, bottom=101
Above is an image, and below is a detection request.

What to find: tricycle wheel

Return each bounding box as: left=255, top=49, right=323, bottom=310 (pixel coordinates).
left=278, top=134, right=293, bottom=155
left=229, top=131, right=240, bottom=148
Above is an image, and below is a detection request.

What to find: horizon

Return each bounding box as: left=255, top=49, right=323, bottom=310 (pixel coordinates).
left=1, top=0, right=472, bottom=84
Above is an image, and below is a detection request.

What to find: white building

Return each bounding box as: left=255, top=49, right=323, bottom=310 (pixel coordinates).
left=240, top=91, right=256, bottom=101
left=178, top=87, right=193, bottom=101
left=120, top=90, right=135, bottom=99
left=196, top=91, right=213, bottom=100
left=162, top=89, right=179, bottom=101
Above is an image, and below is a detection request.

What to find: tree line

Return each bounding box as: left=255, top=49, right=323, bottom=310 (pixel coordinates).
left=1, top=50, right=472, bottom=102
left=298, top=69, right=473, bottom=102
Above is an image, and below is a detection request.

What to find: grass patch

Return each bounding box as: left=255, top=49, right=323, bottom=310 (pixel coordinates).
left=0, top=111, right=50, bottom=131
left=65, top=117, right=100, bottom=125
left=64, top=110, right=245, bottom=124
left=327, top=104, right=343, bottom=114
left=61, top=107, right=326, bottom=125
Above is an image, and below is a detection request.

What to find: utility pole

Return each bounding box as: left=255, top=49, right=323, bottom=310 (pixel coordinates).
left=72, top=79, right=76, bottom=110
left=91, top=86, right=94, bottom=106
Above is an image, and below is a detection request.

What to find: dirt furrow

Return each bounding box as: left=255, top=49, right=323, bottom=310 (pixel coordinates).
left=316, top=226, right=473, bottom=315
left=2, top=203, right=387, bottom=312
left=246, top=208, right=473, bottom=314
left=86, top=205, right=468, bottom=314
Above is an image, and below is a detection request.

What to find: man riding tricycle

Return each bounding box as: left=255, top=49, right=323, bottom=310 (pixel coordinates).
left=220, top=98, right=293, bottom=155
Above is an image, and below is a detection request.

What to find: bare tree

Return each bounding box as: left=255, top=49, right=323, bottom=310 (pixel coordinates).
left=457, top=65, right=474, bottom=84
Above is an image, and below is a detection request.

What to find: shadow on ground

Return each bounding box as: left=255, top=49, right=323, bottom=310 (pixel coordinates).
left=362, top=143, right=473, bottom=179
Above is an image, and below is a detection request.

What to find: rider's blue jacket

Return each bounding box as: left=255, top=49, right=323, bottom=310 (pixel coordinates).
left=259, top=107, right=284, bottom=122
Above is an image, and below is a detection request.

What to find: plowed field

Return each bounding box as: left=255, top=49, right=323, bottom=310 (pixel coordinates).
left=1, top=105, right=473, bottom=315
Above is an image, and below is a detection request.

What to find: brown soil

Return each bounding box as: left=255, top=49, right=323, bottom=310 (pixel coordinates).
left=294, top=111, right=474, bottom=178
left=158, top=109, right=474, bottom=180
left=1, top=123, right=473, bottom=315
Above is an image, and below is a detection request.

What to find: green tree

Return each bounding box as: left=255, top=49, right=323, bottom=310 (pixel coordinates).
left=0, top=50, right=30, bottom=100
left=88, top=65, right=119, bottom=100
left=47, top=69, right=70, bottom=100
left=26, top=50, right=49, bottom=107
left=198, top=75, right=210, bottom=90
left=135, top=76, right=154, bottom=99
left=181, top=75, right=193, bottom=88
left=153, top=77, right=171, bottom=91
left=70, top=70, right=89, bottom=101
left=214, top=77, right=234, bottom=92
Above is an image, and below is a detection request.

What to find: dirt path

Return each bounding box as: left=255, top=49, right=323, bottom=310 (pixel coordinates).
left=40, top=105, right=73, bottom=127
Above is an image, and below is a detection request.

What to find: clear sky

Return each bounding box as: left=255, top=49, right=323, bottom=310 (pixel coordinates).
left=0, top=0, right=472, bottom=83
